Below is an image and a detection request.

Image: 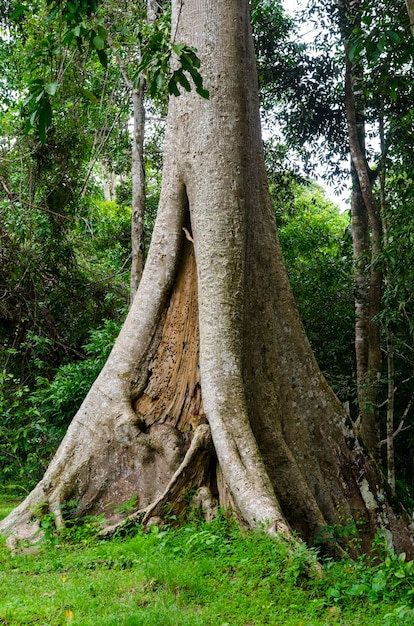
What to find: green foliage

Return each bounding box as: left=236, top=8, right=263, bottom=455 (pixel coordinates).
left=1, top=512, right=414, bottom=625
left=33, top=501, right=106, bottom=545
left=0, top=196, right=128, bottom=386
left=11, top=0, right=208, bottom=143
left=321, top=530, right=414, bottom=620
left=275, top=181, right=355, bottom=401
left=0, top=372, right=58, bottom=487
left=133, top=10, right=209, bottom=100
left=33, top=318, right=122, bottom=429
left=0, top=318, right=121, bottom=490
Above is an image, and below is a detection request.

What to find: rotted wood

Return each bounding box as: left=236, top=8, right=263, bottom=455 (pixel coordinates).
left=133, top=240, right=205, bottom=433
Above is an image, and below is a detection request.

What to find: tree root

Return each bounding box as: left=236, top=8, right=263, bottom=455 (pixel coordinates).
left=100, top=423, right=213, bottom=537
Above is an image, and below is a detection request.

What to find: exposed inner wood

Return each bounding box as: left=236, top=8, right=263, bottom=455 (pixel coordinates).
left=133, top=240, right=205, bottom=433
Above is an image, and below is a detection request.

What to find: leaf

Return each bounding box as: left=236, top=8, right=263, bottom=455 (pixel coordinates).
left=10, top=3, right=27, bottom=20
left=44, top=82, right=59, bottom=96
left=80, top=88, right=99, bottom=104
left=89, top=0, right=99, bottom=14
left=92, top=35, right=105, bottom=50
left=386, top=30, right=401, bottom=44
left=175, top=69, right=192, bottom=92
left=29, top=110, right=37, bottom=127
left=171, top=43, right=186, bottom=55
left=96, top=48, right=108, bottom=68
left=97, top=25, right=107, bottom=40
left=167, top=75, right=180, bottom=97
left=196, top=85, right=210, bottom=99
left=45, top=4, right=60, bottom=23
left=38, top=101, right=52, bottom=144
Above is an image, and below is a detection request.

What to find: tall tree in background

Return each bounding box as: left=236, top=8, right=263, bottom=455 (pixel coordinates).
left=338, top=0, right=383, bottom=460
left=2, top=0, right=413, bottom=556
left=406, top=0, right=414, bottom=35
left=338, top=0, right=414, bottom=478
left=106, top=0, right=160, bottom=299
left=280, top=0, right=414, bottom=480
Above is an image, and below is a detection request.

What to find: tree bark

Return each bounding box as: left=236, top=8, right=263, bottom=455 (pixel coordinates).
left=386, top=330, right=396, bottom=490
left=344, top=53, right=382, bottom=459
left=406, top=0, right=414, bottom=36
left=2, top=0, right=413, bottom=557
left=129, top=80, right=146, bottom=299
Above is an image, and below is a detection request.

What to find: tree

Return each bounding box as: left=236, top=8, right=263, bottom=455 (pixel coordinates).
left=281, top=0, right=414, bottom=481
left=407, top=0, right=414, bottom=36
left=338, top=0, right=383, bottom=461
left=104, top=0, right=160, bottom=299
left=0, top=0, right=133, bottom=383
left=1, top=0, right=413, bottom=556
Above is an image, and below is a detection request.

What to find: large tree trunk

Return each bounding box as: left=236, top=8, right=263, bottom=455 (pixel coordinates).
left=2, top=0, right=412, bottom=557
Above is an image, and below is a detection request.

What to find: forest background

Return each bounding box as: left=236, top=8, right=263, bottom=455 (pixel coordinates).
left=0, top=0, right=414, bottom=515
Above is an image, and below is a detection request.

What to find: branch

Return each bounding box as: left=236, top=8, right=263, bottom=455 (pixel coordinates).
left=0, top=176, right=71, bottom=220
left=84, top=254, right=131, bottom=286
left=379, top=393, right=414, bottom=446
left=379, top=421, right=410, bottom=447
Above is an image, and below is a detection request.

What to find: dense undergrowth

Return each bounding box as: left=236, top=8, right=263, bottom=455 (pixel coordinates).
left=1, top=497, right=414, bottom=625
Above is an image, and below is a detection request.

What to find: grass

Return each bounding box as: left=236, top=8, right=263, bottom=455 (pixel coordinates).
left=1, top=499, right=414, bottom=625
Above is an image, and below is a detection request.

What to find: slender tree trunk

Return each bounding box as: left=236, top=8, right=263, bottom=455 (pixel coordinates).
left=378, top=109, right=396, bottom=490
left=350, top=166, right=369, bottom=413
left=406, top=0, right=414, bottom=36
left=344, top=52, right=382, bottom=458
left=2, top=0, right=412, bottom=557
left=386, top=330, right=396, bottom=490
left=113, top=1, right=160, bottom=300
left=129, top=0, right=160, bottom=299
left=130, top=80, right=146, bottom=299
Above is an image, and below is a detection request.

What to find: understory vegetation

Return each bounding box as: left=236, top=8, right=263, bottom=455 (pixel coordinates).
left=1, top=497, right=414, bottom=625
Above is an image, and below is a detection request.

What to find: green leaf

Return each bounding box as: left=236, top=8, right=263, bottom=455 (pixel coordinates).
left=80, top=88, right=99, bottom=104
left=45, top=4, right=60, bottom=23
left=44, top=82, right=59, bottom=96
left=167, top=75, right=180, bottom=97
left=29, top=110, right=37, bottom=127
left=387, top=30, right=401, bottom=44
left=171, top=43, right=186, bottom=55
left=175, top=69, right=191, bottom=92
left=89, top=0, right=99, bottom=14
left=92, top=35, right=105, bottom=50
left=96, top=48, right=108, bottom=67
left=97, top=25, right=107, bottom=40
left=10, top=3, right=27, bottom=20
left=348, top=40, right=362, bottom=62
left=196, top=85, right=210, bottom=99
left=38, top=101, right=52, bottom=144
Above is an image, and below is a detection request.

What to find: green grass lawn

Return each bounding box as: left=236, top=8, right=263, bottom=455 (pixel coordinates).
left=1, top=498, right=413, bottom=625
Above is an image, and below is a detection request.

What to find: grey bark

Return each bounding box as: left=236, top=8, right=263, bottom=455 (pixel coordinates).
left=406, top=0, right=414, bottom=36
left=340, top=0, right=383, bottom=458
left=129, top=81, right=146, bottom=299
